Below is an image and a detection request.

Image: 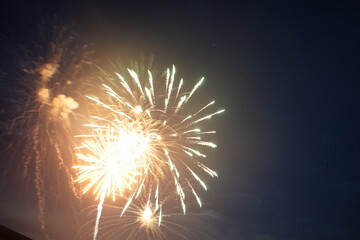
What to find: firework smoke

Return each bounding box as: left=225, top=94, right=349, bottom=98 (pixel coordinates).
left=1, top=23, right=94, bottom=239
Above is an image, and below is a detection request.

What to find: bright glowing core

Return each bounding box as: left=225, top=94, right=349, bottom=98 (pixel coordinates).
left=74, top=127, right=152, bottom=201
left=141, top=206, right=155, bottom=227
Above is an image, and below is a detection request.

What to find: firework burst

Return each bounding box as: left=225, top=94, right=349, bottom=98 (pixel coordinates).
left=0, top=22, right=93, bottom=239
left=74, top=63, right=224, bottom=239
left=78, top=196, right=219, bottom=240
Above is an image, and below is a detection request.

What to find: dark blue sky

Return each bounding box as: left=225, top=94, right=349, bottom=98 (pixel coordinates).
left=1, top=0, right=360, bottom=239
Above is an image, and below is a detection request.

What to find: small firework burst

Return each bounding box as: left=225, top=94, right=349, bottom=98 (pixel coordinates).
left=78, top=197, right=219, bottom=240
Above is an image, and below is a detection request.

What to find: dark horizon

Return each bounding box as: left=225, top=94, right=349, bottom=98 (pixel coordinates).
left=0, top=224, right=32, bottom=240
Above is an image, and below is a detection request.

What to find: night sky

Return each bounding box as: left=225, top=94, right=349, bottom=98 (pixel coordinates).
left=1, top=0, right=360, bottom=240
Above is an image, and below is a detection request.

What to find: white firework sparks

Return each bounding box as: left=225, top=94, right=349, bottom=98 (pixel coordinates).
left=73, top=64, right=224, bottom=239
